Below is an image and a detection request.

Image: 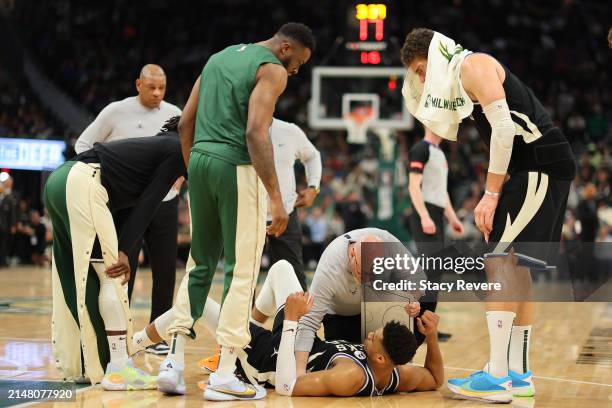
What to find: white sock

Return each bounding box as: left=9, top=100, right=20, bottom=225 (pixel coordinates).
left=509, top=325, right=531, bottom=374
left=486, top=311, right=515, bottom=378
left=217, top=346, right=237, bottom=378
left=108, top=334, right=129, bottom=367
left=167, top=333, right=186, bottom=365
left=133, top=329, right=155, bottom=351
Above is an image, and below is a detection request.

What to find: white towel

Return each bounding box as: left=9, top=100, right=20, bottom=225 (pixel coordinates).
left=402, top=32, right=474, bottom=141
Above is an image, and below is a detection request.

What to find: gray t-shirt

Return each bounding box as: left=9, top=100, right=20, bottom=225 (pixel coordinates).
left=295, top=228, right=423, bottom=353
left=75, top=96, right=182, bottom=201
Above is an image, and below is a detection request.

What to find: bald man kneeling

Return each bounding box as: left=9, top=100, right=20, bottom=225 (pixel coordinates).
left=74, top=64, right=183, bottom=356
left=286, top=228, right=425, bottom=377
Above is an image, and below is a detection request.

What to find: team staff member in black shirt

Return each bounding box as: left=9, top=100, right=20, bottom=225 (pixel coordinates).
left=43, top=117, right=185, bottom=390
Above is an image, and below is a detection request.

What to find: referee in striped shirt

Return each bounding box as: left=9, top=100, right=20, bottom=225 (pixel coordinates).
left=408, top=127, right=464, bottom=342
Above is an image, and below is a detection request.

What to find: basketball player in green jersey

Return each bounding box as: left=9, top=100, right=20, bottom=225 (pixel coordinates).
left=156, top=23, right=315, bottom=401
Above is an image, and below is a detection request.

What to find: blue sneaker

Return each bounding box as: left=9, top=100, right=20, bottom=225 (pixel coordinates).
left=447, top=371, right=512, bottom=403
left=509, top=370, right=535, bottom=397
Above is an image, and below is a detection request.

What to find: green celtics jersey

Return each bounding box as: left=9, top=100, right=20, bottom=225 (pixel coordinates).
left=193, top=43, right=282, bottom=165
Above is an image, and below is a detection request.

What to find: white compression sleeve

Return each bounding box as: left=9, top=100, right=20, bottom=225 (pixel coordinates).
left=275, top=320, right=298, bottom=396
left=255, top=259, right=302, bottom=317
left=91, top=262, right=127, bottom=332
left=483, top=98, right=515, bottom=175
left=98, top=278, right=127, bottom=331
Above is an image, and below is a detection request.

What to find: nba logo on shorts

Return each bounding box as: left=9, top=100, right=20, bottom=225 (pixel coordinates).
left=497, top=320, right=503, bottom=328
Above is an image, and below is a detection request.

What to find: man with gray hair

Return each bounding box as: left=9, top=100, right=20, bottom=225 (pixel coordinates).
left=75, top=64, right=182, bottom=355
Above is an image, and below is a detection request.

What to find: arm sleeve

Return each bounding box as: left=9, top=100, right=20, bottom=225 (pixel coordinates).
left=295, top=126, right=322, bottom=188
left=117, top=156, right=184, bottom=253
left=275, top=320, right=298, bottom=396
left=408, top=141, right=430, bottom=174
left=75, top=104, right=116, bottom=154
left=483, top=98, right=515, bottom=175
left=295, top=263, right=335, bottom=352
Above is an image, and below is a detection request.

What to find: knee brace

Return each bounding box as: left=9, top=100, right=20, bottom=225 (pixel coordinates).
left=98, top=277, right=127, bottom=332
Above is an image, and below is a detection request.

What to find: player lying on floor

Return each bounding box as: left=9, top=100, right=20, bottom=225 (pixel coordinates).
left=133, top=260, right=444, bottom=398
left=200, top=228, right=426, bottom=374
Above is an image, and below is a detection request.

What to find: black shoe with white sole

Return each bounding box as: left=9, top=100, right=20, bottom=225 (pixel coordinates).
left=146, top=341, right=170, bottom=355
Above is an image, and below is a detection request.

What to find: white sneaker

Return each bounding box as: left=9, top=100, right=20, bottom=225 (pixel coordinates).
left=100, top=360, right=157, bottom=391
left=156, top=358, right=185, bottom=395
left=204, top=372, right=266, bottom=401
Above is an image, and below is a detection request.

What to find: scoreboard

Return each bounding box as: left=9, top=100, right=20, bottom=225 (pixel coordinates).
left=345, top=3, right=388, bottom=65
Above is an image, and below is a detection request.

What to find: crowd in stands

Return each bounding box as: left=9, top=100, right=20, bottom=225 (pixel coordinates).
left=0, top=175, right=51, bottom=267
left=1, top=0, right=610, bottom=265
left=0, top=68, right=61, bottom=138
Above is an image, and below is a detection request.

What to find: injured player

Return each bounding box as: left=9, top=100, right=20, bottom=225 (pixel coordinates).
left=133, top=260, right=444, bottom=398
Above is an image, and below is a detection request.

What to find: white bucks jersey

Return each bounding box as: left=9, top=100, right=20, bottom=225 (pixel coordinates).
left=308, top=339, right=401, bottom=396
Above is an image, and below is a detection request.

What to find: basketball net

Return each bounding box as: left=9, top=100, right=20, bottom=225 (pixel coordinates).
left=344, top=106, right=375, bottom=144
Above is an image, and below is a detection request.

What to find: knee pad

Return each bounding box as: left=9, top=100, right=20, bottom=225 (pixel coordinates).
left=98, top=279, right=127, bottom=332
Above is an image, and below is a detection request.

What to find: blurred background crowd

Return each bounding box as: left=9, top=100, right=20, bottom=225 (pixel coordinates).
left=0, top=0, right=609, bottom=268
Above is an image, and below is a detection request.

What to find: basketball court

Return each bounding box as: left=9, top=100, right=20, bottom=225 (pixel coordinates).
left=0, top=266, right=610, bottom=407
left=0, top=2, right=610, bottom=407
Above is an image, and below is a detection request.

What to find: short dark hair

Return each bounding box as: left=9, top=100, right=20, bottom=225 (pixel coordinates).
left=277, top=22, right=316, bottom=52
left=382, top=320, right=417, bottom=365
left=400, top=28, right=435, bottom=66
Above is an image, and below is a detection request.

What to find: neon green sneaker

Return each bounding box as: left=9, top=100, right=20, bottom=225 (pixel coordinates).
left=101, top=361, right=157, bottom=391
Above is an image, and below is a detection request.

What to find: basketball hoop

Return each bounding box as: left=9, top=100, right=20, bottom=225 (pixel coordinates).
left=344, top=106, right=376, bottom=144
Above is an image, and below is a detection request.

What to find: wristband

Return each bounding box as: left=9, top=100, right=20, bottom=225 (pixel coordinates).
left=484, top=190, right=500, bottom=197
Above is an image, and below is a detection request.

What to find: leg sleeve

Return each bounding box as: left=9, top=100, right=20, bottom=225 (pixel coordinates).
left=255, top=259, right=303, bottom=317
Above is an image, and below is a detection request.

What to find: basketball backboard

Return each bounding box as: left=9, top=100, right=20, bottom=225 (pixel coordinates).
left=309, top=66, right=413, bottom=131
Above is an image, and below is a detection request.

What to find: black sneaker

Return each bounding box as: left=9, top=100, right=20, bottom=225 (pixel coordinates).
left=438, top=331, right=452, bottom=342
left=146, top=341, right=170, bottom=355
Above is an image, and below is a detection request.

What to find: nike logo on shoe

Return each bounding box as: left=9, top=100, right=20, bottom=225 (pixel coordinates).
left=210, top=384, right=257, bottom=398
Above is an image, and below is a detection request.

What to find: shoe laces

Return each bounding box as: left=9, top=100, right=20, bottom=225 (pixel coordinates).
left=469, top=371, right=487, bottom=379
